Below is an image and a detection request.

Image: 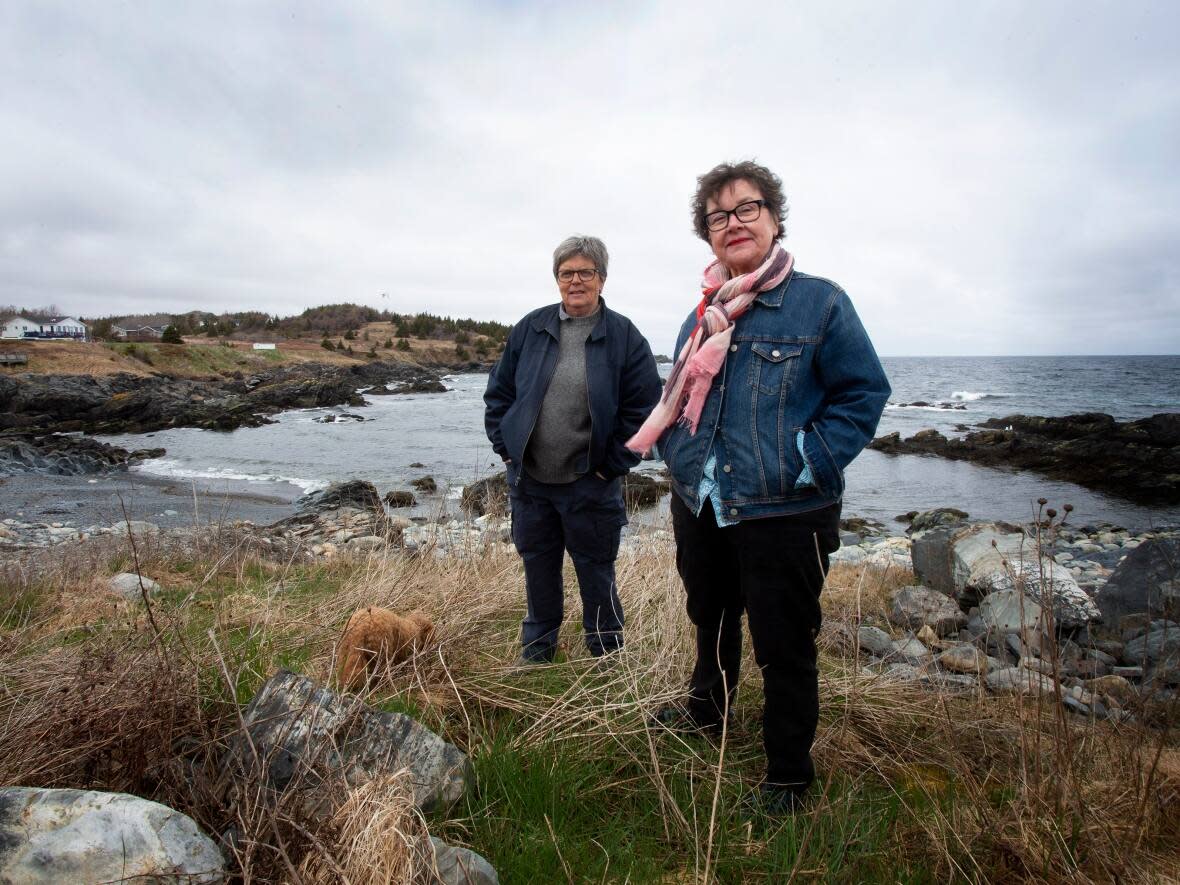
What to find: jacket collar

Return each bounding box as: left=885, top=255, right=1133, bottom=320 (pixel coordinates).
left=753, top=266, right=795, bottom=309
left=531, top=298, right=610, bottom=340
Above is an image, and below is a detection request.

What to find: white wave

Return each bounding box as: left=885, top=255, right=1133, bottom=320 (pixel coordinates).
left=129, top=457, right=327, bottom=493
left=951, top=390, right=992, bottom=401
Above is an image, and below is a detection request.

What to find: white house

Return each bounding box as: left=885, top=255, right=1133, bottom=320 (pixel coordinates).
left=1, top=315, right=89, bottom=340
left=1, top=316, right=39, bottom=339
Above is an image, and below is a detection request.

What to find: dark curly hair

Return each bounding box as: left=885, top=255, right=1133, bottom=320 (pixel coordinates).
left=691, top=160, right=788, bottom=243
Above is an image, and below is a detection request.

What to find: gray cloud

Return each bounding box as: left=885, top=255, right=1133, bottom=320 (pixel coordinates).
left=0, top=0, right=1176, bottom=355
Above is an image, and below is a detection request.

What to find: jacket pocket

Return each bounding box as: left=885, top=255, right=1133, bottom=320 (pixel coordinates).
left=803, top=427, right=845, bottom=498
left=748, top=342, right=802, bottom=396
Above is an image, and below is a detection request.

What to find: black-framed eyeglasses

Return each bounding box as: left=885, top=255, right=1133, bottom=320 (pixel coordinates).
left=557, top=269, right=600, bottom=283
left=704, top=199, right=766, bottom=231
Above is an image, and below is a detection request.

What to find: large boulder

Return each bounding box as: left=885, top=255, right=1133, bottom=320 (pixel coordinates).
left=1123, top=624, right=1180, bottom=667
left=857, top=625, right=894, bottom=657
left=1094, top=537, right=1180, bottom=626
left=461, top=472, right=510, bottom=517
left=913, top=523, right=1099, bottom=630
left=0, top=787, right=225, bottom=883
left=108, top=572, right=162, bottom=601
left=907, top=508, right=969, bottom=534
left=226, top=670, right=469, bottom=822
left=888, top=585, right=967, bottom=636
left=296, top=480, right=383, bottom=515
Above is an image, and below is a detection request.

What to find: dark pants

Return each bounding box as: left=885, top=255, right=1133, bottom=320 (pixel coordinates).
left=510, top=471, right=628, bottom=660
left=670, top=492, right=840, bottom=790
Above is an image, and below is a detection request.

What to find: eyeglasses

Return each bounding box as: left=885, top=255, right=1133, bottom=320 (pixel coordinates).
left=704, top=199, right=767, bottom=231
left=557, top=268, right=600, bottom=283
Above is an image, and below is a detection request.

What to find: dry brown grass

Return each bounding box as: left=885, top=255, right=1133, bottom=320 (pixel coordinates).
left=0, top=339, right=153, bottom=376
left=1, top=529, right=1177, bottom=883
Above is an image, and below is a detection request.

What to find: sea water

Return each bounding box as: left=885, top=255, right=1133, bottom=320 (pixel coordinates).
left=99, top=355, right=1180, bottom=531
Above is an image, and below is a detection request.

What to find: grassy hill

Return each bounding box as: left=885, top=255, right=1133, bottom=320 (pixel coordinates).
left=0, top=330, right=490, bottom=379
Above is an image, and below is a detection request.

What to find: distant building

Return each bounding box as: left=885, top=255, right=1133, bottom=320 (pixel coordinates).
left=252, top=342, right=277, bottom=350
left=1, top=315, right=89, bottom=340
left=112, top=325, right=166, bottom=341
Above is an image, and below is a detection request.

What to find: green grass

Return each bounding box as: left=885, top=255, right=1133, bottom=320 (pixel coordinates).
left=441, top=725, right=945, bottom=884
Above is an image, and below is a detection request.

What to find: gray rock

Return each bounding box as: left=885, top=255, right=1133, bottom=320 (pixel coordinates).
left=888, top=585, right=967, bottom=636
left=108, top=571, right=162, bottom=600
left=384, top=490, right=417, bottom=508
left=857, top=625, right=894, bottom=657
left=346, top=535, right=387, bottom=553
left=908, top=507, right=969, bottom=533
left=979, top=589, right=1042, bottom=635
left=915, top=523, right=1100, bottom=629
left=910, top=525, right=968, bottom=597
left=985, top=667, right=1058, bottom=696
left=429, top=837, right=499, bottom=885
left=0, top=787, right=225, bottom=883
left=1094, top=538, right=1180, bottom=626
left=227, top=670, right=469, bottom=822
left=892, top=635, right=932, bottom=662
left=1020, top=656, right=1056, bottom=676
left=918, top=672, right=980, bottom=692
left=937, top=644, right=991, bottom=674
left=1112, top=665, right=1145, bottom=679
left=1123, top=626, right=1180, bottom=667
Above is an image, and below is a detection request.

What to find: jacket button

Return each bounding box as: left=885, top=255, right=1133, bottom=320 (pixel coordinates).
left=729, top=508, right=738, bottom=516
left=771, top=349, right=781, bottom=358
left=729, top=344, right=737, bottom=352
left=722, top=464, right=732, bottom=473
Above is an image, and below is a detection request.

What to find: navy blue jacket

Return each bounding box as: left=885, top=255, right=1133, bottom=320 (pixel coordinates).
left=484, top=299, right=661, bottom=482
left=659, top=269, right=890, bottom=519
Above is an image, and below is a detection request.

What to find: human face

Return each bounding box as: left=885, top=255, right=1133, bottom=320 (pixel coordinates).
left=556, top=255, right=604, bottom=317
left=705, top=179, right=779, bottom=276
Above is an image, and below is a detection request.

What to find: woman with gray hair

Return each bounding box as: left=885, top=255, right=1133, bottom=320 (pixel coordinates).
left=485, top=235, right=661, bottom=664
left=630, top=161, right=890, bottom=814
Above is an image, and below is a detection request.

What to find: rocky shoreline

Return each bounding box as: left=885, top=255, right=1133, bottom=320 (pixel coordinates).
left=0, top=359, right=451, bottom=437
left=870, top=411, right=1180, bottom=504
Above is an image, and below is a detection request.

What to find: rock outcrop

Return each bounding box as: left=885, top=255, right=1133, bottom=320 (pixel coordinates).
left=0, top=361, right=448, bottom=436
left=869, top=412, right=1180, bottom=504
left=0, top=433, right=164, bottom=476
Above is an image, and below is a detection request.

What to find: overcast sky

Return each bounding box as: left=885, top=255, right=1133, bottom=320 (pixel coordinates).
left=2, top=1, right=1177, bottom=356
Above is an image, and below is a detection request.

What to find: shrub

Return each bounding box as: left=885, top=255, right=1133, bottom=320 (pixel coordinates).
left=396, top=339, right=411, bottom=352
left=321, top=338, right=335, bottom=351
left=160, top=325, right=183, bottom=344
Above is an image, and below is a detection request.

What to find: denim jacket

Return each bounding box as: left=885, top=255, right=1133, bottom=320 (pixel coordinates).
left=485, top=298, right=662, bottom=483
left=658, top=269, right=890, bottom=520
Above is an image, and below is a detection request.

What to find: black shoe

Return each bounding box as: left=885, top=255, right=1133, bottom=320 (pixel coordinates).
left=649, top=703, right=726, bottom=736
left=514, top=650, right=554, bottom=667
left=742, top=783, right=811, bottom=817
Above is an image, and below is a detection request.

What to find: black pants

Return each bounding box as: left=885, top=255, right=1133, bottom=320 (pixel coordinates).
left=671, top=493, right=840, bottom=790
left=510, top=471, right=628, bottom=660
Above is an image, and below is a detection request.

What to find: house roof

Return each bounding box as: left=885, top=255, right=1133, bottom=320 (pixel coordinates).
left=23, top=315, right=87, bottom=326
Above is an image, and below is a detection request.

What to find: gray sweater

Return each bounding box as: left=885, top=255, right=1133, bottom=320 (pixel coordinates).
left=523, top=308, right=599, bottom=483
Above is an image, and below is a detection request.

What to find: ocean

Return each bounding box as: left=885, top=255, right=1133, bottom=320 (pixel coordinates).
left=99, top=355, right=1180, bottom=532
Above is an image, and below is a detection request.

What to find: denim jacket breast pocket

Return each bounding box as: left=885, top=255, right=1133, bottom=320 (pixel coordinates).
left=748, top=341, right=803, bottom=396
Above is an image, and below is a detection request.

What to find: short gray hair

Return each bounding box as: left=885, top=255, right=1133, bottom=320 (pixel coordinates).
left=552, top=235, right=609, bottom=279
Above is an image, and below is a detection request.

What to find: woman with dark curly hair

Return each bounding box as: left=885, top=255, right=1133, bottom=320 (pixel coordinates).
left=630, top=160, right=890, bottom=814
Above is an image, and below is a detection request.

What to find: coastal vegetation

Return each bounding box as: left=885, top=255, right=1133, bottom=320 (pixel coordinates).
left=1, top=527, right=1175, bottom=883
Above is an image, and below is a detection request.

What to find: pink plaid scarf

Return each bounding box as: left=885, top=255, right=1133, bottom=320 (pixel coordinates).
left=626, top=245, right=793, bottom=454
